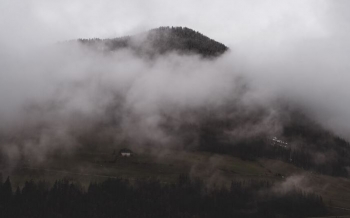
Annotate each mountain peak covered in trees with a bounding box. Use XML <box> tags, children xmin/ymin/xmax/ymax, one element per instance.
<box><xmin>77</xmin><ymin>26</ymin><xmax>229</xmax><ymax>57</ymax></box>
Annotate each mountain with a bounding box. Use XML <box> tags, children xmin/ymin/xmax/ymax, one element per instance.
<box><xmin>74</xmin><ymin>28</ymin><xmax>350</xmax><ymax>178</ymax></box>
<box><xmin>77</xmin><ymin>26</ymin><xmax>228</xmax><ymax>57</ymax></box>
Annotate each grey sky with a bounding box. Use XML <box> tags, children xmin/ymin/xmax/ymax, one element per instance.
<box><xmin>0</xmin><ymin>0</ymin><xmax>332</xmax><ymax>48</ymax></box>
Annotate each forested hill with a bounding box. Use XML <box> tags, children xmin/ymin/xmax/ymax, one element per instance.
<box><xmin>77</xmin><ymin>27</ymin><xmax>229</xmax><ymax>57</ymax></box>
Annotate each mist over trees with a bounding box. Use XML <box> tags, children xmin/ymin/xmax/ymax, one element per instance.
<box><xmin>2</xmin><ymin>0</ymin><xmax>350</xmax><ymax>217</ymax></box>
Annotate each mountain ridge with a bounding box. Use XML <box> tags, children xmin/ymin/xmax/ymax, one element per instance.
<box><xmin>77</xmin><ymin>26</ymin><xmax>229</xmax><ymax>57</ymax></box>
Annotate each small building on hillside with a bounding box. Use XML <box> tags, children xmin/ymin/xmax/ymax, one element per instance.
<box><xmin>119</xmin><ymin>148</ymin><xmax>133</xmax><ymax>157</ymax></box>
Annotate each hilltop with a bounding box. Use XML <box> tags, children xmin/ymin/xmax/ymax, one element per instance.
<box><xmin>77</xmin><ymin>26</ymin><xmax>228</xmax><ymax>57</ymax></box>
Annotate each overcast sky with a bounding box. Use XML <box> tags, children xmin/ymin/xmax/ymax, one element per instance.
<box><xmin>0</xmin><ymin>0</ymin><xmax>340</xmax><ymax>48</ymax></box>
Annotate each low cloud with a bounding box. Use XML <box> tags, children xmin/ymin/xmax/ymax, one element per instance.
<box><xmin>1</xmin><ymin>1</ymin><xmax>350</xmax><ymax>167</ymax></box>
<box><xmin>272</xmin><ymin>174</ymin><xmax>312</xmax><ymax>194</ymax></box>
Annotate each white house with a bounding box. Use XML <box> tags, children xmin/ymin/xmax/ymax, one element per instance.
<box><xmin>119</xmin><ymin>148</ymin><xmax>133</xmax><ymax>157</ymax></box>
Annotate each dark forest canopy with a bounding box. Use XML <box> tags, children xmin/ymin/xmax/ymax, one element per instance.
<box><xmin>76</xmin><ymin>26</ymin><xmax>229</xmax><ymax>58</ymax></box>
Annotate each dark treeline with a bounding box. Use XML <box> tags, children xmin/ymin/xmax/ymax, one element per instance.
<box><xmin>0</xmin><ymin>175</ymin><xmax>326</xmax><ymax>218</ymax></box>
<box><xmin>78</xmin><ymin>26</ymin><xmax>228</xmax><ymax>58</ymax></box>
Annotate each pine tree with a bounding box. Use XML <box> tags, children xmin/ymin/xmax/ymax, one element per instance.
<box><xmin>2</xmin><ymin>177</ymin><xmax>12</xmax><ymax>201</ymax></box>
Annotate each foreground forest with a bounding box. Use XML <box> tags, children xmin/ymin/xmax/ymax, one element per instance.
<box><xmin>0</xmin><ymin>175</ymin><xmax>326</xmax><ymax>218</ymax></box>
